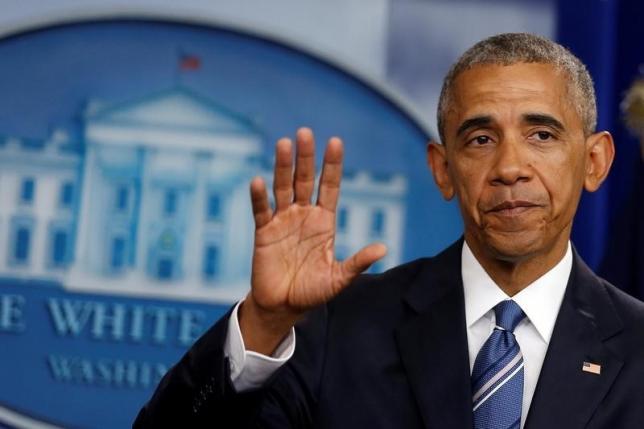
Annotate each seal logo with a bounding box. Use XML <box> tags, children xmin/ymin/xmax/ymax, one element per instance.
<box><xmin>0</xmin><ymin>20</ymin><xmax>460</xmax><ymax>427</ymax></box>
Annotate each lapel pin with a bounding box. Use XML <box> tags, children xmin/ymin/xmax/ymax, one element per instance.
<box><xmin>582</xmin><ymin>361</ymin><xmax>602</xmax><ymax>375</ymax></box>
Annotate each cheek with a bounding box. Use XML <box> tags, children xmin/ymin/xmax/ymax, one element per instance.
<box><xmin>537</xmin><ymin>152</ymin><xmax>585</xmax><ymax>215</ymax></box>
<box><xmin>451</xmin><ymin>161</ymin><xmax>487</xmax><ymax>222</ymax></box>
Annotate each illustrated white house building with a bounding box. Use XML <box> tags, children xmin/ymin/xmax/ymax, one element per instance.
<box><xmin>0</xmin><ymin>132</ymin><xmax>80</xmax><ymax>280</ymax></box>
<box><xmin>0</xmin><ymin>88</ymin><xmax>407</xmax><ymax>303</ymax></box>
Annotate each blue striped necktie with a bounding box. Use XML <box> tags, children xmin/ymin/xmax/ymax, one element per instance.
<box><xmin>472</xmin><ymin>300</ymin><xmax>526</xmax><ymax>429</ymax></box>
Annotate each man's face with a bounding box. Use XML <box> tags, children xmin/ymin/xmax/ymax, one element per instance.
<box><xmin>437</xmin><ymin>62</ymin><xmax>589</xmax><ymax>261</ymax></box>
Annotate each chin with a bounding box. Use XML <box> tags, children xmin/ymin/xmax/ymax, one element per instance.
<box><xmin>481</xmin><ymin>229</ymin><xmax>545</xmax><ymax>262</ymax></box>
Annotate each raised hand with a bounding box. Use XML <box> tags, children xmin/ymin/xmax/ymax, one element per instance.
<box><xmin>239</xmin><ymin>128</ymin><xmax>387</xmax><ymax>354</ymax></box>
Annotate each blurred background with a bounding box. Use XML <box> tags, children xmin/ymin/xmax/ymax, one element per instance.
<box><xmin>0</xmin><ymin>0</ymin><xmax>641</xmax><ymax>427</ymax></box>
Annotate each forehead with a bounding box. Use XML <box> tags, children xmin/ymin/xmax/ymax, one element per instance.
<box><xmin>445</xmin><ymin>62</ymin><xmax>582</xmax><ymax>133</ymax></box>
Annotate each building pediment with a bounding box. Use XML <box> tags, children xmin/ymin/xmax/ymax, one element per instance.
<box><xmin>86</xmin><ymin>87</ymin><xmax>256</xmax><ymax>134</ymax></box>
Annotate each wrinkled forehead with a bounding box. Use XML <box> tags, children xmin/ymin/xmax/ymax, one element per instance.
<box><xmin>445</xmin><ymin>63</ymin><xmax>582</xmax><ymax>132</ymax></box>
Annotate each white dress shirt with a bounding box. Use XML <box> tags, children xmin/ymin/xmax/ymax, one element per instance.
<box><xmin>224</xmin><ymin>240</ymin><xmax>572</xmax><ymax>428</ymax></box>
<box><xmin>224</xmin><ymin>301</ymin><xmax>296</xmax><ymax>391</ymax></box>
<box><xmin>462</xmin><ymin>241</ymin><xmax>572</xmax><ymax>428</ymax></box>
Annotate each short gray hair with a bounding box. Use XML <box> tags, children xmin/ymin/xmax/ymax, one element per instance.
<box><xmin>436</xmin><ymin>33</ymin><xmax>597</xmax><ymax>143</ymax></box>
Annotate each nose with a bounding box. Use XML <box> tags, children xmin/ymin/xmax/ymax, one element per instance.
<box><xmin>490</xmin><ymin>137</ymin><xmax>532</xmax><ymax>186</ymax></box>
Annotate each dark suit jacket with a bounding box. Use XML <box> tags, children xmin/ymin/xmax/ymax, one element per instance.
<box><xmin>134</xmin><ymin>239</ymin><xmax>644</xmax><ymax>428</ymax></box>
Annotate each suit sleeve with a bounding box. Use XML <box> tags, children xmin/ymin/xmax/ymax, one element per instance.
<box><xmin>133</xmin><ymin>305</ymin><xmax>328</xmax><ymax>428</ymax></box>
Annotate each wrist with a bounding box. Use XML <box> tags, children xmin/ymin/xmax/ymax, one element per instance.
<box><xmin>238</xmin><ymin>296</ymin><xmax>299</xmax><ymax>355</ymax></box>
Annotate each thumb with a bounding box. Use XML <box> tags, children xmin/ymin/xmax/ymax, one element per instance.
<box><xmin>339</xmin><ymin>242</ymin><xmax>387</xmax><ymax>283</ymax></box>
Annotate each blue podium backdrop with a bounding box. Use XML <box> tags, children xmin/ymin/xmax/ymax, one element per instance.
<box><xmin>0</xmin><ymin>20</ymin><xmax>461</xmax><ymax>427</ymax></box>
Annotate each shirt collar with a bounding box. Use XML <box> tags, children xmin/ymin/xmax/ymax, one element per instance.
<box><xmin>462</xmin><ymin>240</ymin><xmax>572</xmax><ymax>344</ymax></box>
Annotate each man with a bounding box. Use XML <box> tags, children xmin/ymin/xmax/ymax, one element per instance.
<box><xmin>134</xmin><ymin>33</ymin><xmax>644</xmax><ymax>428</ymax></box>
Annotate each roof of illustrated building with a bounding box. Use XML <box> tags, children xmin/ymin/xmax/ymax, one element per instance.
<box><xmin>0</xmin><ymin>129</ymin><xmax>82</xmax><ymax>162</ymax></box>
<box><xmin>85</xmin><ymin>86</ymin><xmax>261</xmax><ymax>136</ymax></box>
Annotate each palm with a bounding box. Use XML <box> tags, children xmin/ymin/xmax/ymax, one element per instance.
<box><xmin>249</xmin><ymin>129</ymin><xmax>386</xmax><ymax>314</ymax></box>
<box><xmin>253</xmin><ymin>204</ymin><xmax>340</xmax><ymax>310</ymax></box>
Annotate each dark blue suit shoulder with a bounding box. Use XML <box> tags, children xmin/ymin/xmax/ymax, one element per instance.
<box><xmin>330</xmin><ymin>257</ymin><xmax>434</xmax><ymax>309</ymax></box>
<box><xmin>601</xmin><ymin>279</ymin><xmax>644</xmax><ymax>326</ymax></box>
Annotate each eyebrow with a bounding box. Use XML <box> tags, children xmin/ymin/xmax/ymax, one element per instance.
<box><xmin>455</xmin><ymin>113</ymin><xmax>566</xmax><ymax>138</ymax></box>
<box><xmin>522</xmin><ymin>113</ymin><xmax>565</xmax><ymax>132</ymax></box>
<box><xmin>456</xmin><ymin>115</ymin><xmax>492</xmax><ymax>137</ymax></box>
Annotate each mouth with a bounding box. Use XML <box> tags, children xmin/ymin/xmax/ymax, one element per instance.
<box><xmin>486</xmin><ymin>200</ymin><xmax>541</xmax><ymax>216</ymax></box>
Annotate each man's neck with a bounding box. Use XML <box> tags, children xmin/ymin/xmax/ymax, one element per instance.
<box><xmin>464</xmin><ymin>236</ymin><xmax>570</xmax><ymax>296</ymax></box>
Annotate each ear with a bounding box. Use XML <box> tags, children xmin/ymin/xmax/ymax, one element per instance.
<box><xmin>427</xmin><ymin>141</ymin><xmax>455</xmax><ymax>200</ymax></box>
<box><xmin>583</xmin><ymin>131</ymin><xmax>615</xmax><ymax>192</ymax></box>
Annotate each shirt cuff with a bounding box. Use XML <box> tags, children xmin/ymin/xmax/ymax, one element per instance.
<box><xmin>224</xmin><ymin>300</ymin><xmax>296</xmax><ymax>392</ymax></box>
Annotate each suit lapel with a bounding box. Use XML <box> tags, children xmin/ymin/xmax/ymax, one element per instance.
<box><xmin>525</xmin><ymin>250</ymin><xmax>624</xmax><ymax>429</ymax></box>
<box><xmin>395</xmin><ymin>240</ymin><xmax>473</xmax><ymax>429</ymax></box>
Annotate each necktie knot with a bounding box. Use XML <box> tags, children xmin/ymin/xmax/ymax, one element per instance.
<box><xmin>494</xmin><ymin>300</ymin><xmax>525</xmax><ymax>332</ymax></box>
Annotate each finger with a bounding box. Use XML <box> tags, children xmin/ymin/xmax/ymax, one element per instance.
<box><xmin>317</xmin><ymin>137</ymin><xmax>343</xmax><ymax>211</ymax></box>
<box><xmin>273</xmin><ymin>137</ymin><xmax>294</xmax><ymax>211</ymax></box>
<box><xmin>339</xmin><ymin>243</ymin><xmax>387</xmax><ymax>283</ymax></box>
<box><xmin>294</xmin><ymin>127</ymin><xmax>316</xmax><ymax>205</ymax></box>
<box><xmin>250</xmin><ymin>176</ymin><xmax>273</xmax><ymax>228</ymax></box>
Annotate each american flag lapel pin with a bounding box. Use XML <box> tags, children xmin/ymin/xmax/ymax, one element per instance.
<box><xmin>582</xmin><ymin>361</ymin><xmax>602</xmax><ymax>375</ymax></box>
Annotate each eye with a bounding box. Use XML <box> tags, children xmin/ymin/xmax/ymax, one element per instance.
<box><xmin>470</xmin><ymin>135</ymin><xmax>491</xmax><ymax>145</ymax></box>
<box><xmin>532</xmin><ymin>131</ymin><xmax>554</xmax><ymax>141</ymax></box>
